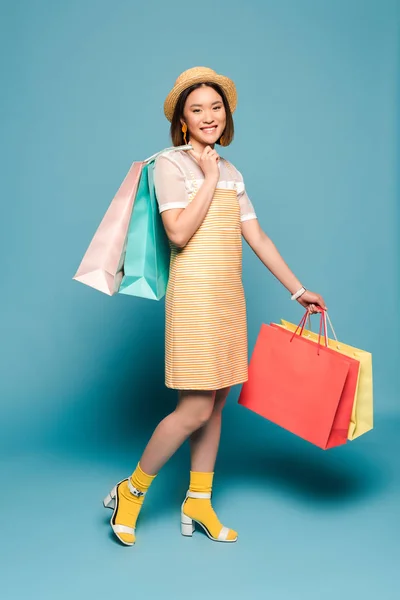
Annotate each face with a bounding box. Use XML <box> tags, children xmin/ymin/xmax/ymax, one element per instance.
<box><xmin>182</xmin><ymin>85</ymin><xmax>226</xmax><ymax>147</ymax></box>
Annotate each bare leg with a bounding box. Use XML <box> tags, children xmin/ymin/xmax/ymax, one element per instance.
<box><xmin>189</xmin><ymin>387</ymin><xmax>231</xmax><ymax>472</ymax></box>
<box><xmin>109</xmin><ymin>390</ymin><xmax>219</xmax><ymax>546</ymax></box>
<box><xmin>139</xmin><ymin>390</ymin><xmax>216</xmax><ymax>475</ymax></box>
<box><xmin>182</xmin><ymin>387</ymin><xmax>237</xmax><ymax>542</ymax></box>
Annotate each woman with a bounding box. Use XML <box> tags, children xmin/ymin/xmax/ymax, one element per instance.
<box><xmin>103</xmin><ymin>66</ymin><xmax>327</xmax><ymax>546</ymax></box>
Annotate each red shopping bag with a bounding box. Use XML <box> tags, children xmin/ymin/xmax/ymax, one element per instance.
<box><xmin>238</xmin><ymin>310</ymin><xmax>360</xmax><ymax>449</ymax></box>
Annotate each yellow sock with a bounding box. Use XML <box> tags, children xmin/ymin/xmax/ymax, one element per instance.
<box><xmin>114</xmin><ymin>462</ymin><xmax>156</xmax><ymax>545</ymax></box>
<box><xmin>183</xmin><ymin>471</ymin><xmax>237</xmax><ymax>541</ymax></box>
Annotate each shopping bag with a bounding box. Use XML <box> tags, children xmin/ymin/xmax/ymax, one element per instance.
<box><xmin>73</xmin><ymin>162</ymin><xmax>143</xmax><ymax>295</ymax></box>
<box><xmin>238</xmin><ymin>310</ymin><xmax>361</xmax><ymax>449</ymax></box>
<box><xmin>278</xmin><ymin>315</ymin><xmax>373</xmax><ymax>440</ymax></box>
<box><xmin>118</xmin><ymin>144</ymin><xmax>192</xmax><ymax>300</ymax></box>
<box><xmin>73</xmin><ymin>144</ymin><xmax>192</xmax><ymax>296</ymax></box>
<box><xmin>118</xmin><ymin>160</ymin><xmax>168</xmax><ymax>300</ymax></box>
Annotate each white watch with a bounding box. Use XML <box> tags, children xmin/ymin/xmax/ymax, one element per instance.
<box><xmin>291</xmin><ymin>286</ymin><xmax>306</xmax><ymax>301</ymax></box>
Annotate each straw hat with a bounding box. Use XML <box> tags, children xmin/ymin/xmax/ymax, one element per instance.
<box><xmin>163</xmin><ymin>66</ymin><xmax>237</xmax><ymax>122</ymax></box>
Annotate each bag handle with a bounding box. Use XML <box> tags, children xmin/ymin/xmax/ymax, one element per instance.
<box><xmin>144</xmin><ymin>144</ymin><xmax>193</xmax><ymax>164</ymax></box>
<box><xmin>300</xmin><ymin>310</ymin><xmax>340</xmax><ymax>349</ymax></box>
<box><xmin>290</xmin><ymin>308</ymin><xmax>329</xmax><ymax>355</ymax></box>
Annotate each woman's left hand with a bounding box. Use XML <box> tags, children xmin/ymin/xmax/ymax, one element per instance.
<box><xmin>296</xmin><ymin>290</ymin><xmax>327</xmax><ymax>314</ymax></box>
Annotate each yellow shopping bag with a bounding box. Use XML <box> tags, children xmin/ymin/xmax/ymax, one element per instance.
<box><xmin>277</xmin><ymin>315</ymin><xmax>373</xmax><ymax>440</ymax></box>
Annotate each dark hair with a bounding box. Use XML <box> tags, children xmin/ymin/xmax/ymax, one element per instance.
<box><xmin>170</xmin><ymin>82</ymin><xmax>234</xmax><ymax>147</ymax></box>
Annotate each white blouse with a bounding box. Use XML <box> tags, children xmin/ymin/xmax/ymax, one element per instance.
<box><xmin>153</xmin><ymin>149</ymin><xmax>257</xmax><ymax>222</ymax></box>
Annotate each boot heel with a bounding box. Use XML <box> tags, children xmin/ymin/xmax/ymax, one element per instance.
<box><xmin>103</xmin><ymin>487</ymin><xmax>116</xmax><ymax>509</ymax></box>
<box><xmin>181</xmin><ymin>512</ymin><xmax>195</xmax><ymax>537</ymax></box>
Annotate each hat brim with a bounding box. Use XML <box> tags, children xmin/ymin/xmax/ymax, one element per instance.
<box><xmin>164</xmin><ymin>73</ymin><xmax>237</xmax><ymax>122</ymax></box>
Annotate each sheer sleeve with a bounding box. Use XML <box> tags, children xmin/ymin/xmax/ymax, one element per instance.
<box><xmin>153</xmin><ymin>153</ymin><xmax>189</xmax><ymax>213</ymax></box>
<box><xmin>227</xmin><ymin>163</ymin><xmax>257</xmax><ymax>222</ymax></box>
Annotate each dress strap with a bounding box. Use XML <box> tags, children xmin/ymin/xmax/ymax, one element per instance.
<box><xmin>220</xmin><ymin>158</ymin><xmax>245</xmax><ymax>194</ymax></box>
<box><xmin>220</xmin><ymin>157</ymin><xmax>236</xmax><ymax>181</ymax></box>
<box><xmin>186</xmin><ymin>156</ymin><xmax>238</xmax><ymax>200</ymax></box>
<box><xmin>186</xmin><ymin>164</ymin><xmax>198</xmax><ymax>199</ymax></box>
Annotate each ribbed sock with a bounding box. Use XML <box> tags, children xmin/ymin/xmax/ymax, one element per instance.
<box><xmin>183</xmin><ymin>471</ymin><xmax>237</xmax><ymax>541</ymax></box>
<box><xmin>114</xmin><ymin>462</ymin><xmax>156</xmax><ymax>544</ymax></box>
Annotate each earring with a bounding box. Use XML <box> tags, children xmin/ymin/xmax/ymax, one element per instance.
<box><xmin>220</xmin><ymin>135</ymin><xmax>225</xmax><ymax>146</ymax></box>
<box><xmin>181</xmin><ymin>123</ymin><xmax>188</xmax><ymax>145</ymax></box>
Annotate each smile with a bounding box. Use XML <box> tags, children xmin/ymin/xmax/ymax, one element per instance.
<box><xmin>201</xmin><ymin>126</ymin><xmax>218</xmax><ymax>133</ymax></box>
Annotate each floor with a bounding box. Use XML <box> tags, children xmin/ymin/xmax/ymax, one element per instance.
<box><xmin>1</xmin><ymin>411</ymin><xmax>399</xmax><ymax>600</ymax></box>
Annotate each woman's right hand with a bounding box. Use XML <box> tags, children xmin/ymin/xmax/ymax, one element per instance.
<box><xmin>196</xmin><ymin>146</ymin><xmax>220</xmax><ymax>183</ymax></box>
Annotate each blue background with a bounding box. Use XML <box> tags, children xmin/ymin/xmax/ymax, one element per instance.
<box><xmin>1</xmin><ymin>0</ymin><xmax>399</xmax><ymax>598</ymax></box>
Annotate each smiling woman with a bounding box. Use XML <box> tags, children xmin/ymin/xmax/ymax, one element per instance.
<box><xmin>169</xmin><ymin>81</ymin><xmax>234</xmax><ymax>147</ymax></box>
<box><xmin>103</xmin><ymin>66</ymin><xmax>327</xmax><ymax>550</ymax></box>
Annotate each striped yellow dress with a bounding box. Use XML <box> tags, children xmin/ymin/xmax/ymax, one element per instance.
<box><xmin>154</xmin><ymin>150</ymin><xmax>257</xmax><ymax>391</ymax></box>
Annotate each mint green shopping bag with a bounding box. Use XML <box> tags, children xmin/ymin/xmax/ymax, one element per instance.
<box><xmin>118</xmin><ymin>145</ymin><xmax>190</xmax><ymax>300</ymax></box>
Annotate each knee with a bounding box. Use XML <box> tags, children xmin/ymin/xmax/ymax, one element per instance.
<box><xmin>177</xmin><ymin>403</ymin><xmax>214</xmax><ymax>433</ymax></box>
<box><xmin>189</xmin><ymin>405</ymin><xmax>215</xmax><ymax>430</ymax></box>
